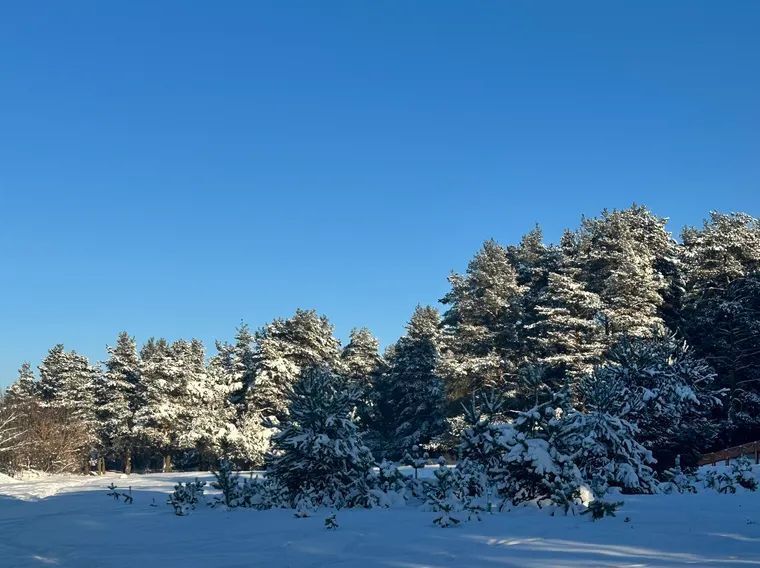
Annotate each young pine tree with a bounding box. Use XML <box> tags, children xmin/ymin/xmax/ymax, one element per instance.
<box><xmin>96</xmin><ymin>332</ymin><xmax>140</xmax><ymax>473</ymax></box>
<box><xmin>382</xmin><ymin>306</ymin><xmax>446</xmax><ymax>456</ymax></box>
<box><xmin>266</xmin><ymin>366</ymin><xmax>374</xmax><ymax>509</ymax></box>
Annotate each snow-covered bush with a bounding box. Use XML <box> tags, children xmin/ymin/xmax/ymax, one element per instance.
<box><xmin>661</xmin><ymin>455</ymin><xmax>698</xmax><ymax>494</ymax></box>
<box><xmin>704</xmin><ymin>457</ymin><xmax>758</xmax><ymax>494</ymax></box>
<box><xmin>367</xmin><ymin>459</ymin><xmax>408</xmax><ymax>508</ymax></box>
<box><xmin>568</xmin><ymin>372</ymin><xmax>658</xmax><ymax>495</ymax></box>
<box><xmin>599</xmin><ymin>334</ymin><xmax>722</xmax><ymax>471</ymax></box>
<box><xmin>582</xmin><ymin>499</ymin><xmax>623</xmax><ymax>520</ymax></box>
<box><xmin>501</xmin><ymin>392</ymin><xmax>583</xmax><ymax>512</ymax></box>
<box><xmin>426</xmin><ymin>458</ymin><xmax>482</xmax><ymax>527</ymax></box>
<box><xmin>457</xmin><ymin>391</ymin><xmax>511</xmax><ymax>510</ymax></box>
<box><xmin>168</xmin><ymin>479</ymin><xmax>206</xmax><ymax>516</ymax></box>
<box><xmin>324</xmin><ymin>513</ymin><xmax>339</xmax><ymax>530</ymax></box>
<box><xmin>266</xmin><ymin>366</ymin><xmax>375</xmax><ymax>509</ymax></box>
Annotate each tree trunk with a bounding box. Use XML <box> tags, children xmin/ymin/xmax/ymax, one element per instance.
<box><xmin>163</xmin><ymin>454</ymin><xmax>172</xmax><ymax>472</ymax></box>
<box><xmin>124</xmin><ymin>451</ymin><xmax>132</xmax><ymax>475</ymax></box>
<box><xmin>98</xmin><ymin>456</ymin><xmax>106</xmax><ymax>475</ymax></box>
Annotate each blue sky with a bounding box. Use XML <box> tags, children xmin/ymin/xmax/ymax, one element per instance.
<box><xmin>1</xmin><ymin>1</ymin><xmax>759</xmax><ymax>385</ymax></box>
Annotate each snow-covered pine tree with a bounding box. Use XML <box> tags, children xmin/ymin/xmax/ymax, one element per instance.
<box><xmin>439</xmin><ymin>240</ymin><xmax>527</xmax><ymax>406</ymax></box>
<box><xmin>247</xmin><ymin>309</ymin><xmax>342</xmax><ymax>421</ymax></box>
<box><xmin>96</xmin><ymin>332</ymin><xmax>140</xmax><ymax>473</ymax></box>
<box><xmin>133</xmin><ymin>338</ymin><xmax>190</xmax><ymax>471</ymax></box>
<box><xmin>507</xmin><ymin>226</ymin><xmax>564</xmax><ymax>363</ymax></box>
<box><xmin>341</xmin><ymin>327</ymin><xmax>384</xmax><ymax>392</ymax></box>
<box><xmin>341</xmin><ymin>327</ymin><xmax>385</xmax><ymax>432</ymax></box>
<box><xmin>213</xmin><ymin>323</ymin><xmax>256</xmax><ymax>413</ymax></box>
<box><xmin>266</xmin><ymin>365</ymin><xmax>374</xmax><ymax>509</ymax></box>
<box><xmin>598</xmin><ymin>334</ymin><xmax>722</xmax><ymax>470</ymax></box>
<box><xmin>38</xmin><ymin>345</ymin><xmax>99</xmax><ymax>453</ymax></box>
<box><xmin>573</xmin><ymin>205</ymin><xmax>675</xmax><ymax>340</ymax></box>
<box><xmin>681</xmin><ymin>212</ymin><xmax>760</xmax><ymax>444</ymax></box>
<box><xmin>502</xmin><ymin>390</ymin><xmax>583</xmax><ymax>510</ymax></box>
<box><xmin>180</xmin><ymin>339</ymin><xmax>239</xmax><ymax>469</ymax></box>
<box><xmin>526</xmin><ymin>266</ymin><xmax>605</xmax><ymax>383</ymax></box>
<box><xmin>381</xmin><ymin>306</ymin><xmax>446</xmax><ymax>456</ymax></box>
<box><xmin>5</xmin><ymin>362</ymin><xmax>39</xmax><ymax>408</ymax></box>
<box><xmin>457</xmin><ymin>391</ymin><xmax>510</xmax><ymax>508</ymax></box>
<box><xmin>566</xmin><ymin>371</ymin><xmax>658</xmax><ymax>495</ymax></box>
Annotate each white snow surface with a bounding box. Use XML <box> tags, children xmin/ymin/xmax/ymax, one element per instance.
<box><xmin>1</xmin><ymin>467</ymin><xmax>760</xmax><ymax>567</ymax></box>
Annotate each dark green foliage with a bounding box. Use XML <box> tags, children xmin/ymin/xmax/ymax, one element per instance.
<box><xmin>266</xmin><ymin>366</ymin><xmax>375</xmax><ymax>508</ymax></box>
<box><xmin>168</xmin><ymin>479</ymin><xmax>206</xmax><ymax>516</ymax></box>
<box><xmin>582</xmin><ymin>499</ymin><xmax>623</xmax><ymax>520</ymax></box>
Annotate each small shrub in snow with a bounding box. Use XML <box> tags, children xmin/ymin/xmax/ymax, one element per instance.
<box><xmin>426</xmin><ymin>458</ymin><xmax>483</xmax><ymax>527</ymax></box>
<box><xmin>661</xmin><ymin>456</ymin><xmax>698</xmax><ymax>494</ymax></box>
<box><xmin>582</xmin><ymin>499</ymin><xmax>623</xmax><ymax>520</ymax></box>
<box><xmin>293</xmin><ymin>491</ymin><xmax>316</xmax><ymax>518</ymax></box>
<box><xmin>705</xmin><ymin>457</ymin><xmax>758</xmax><ymax>494</ymax></box>
<box><xmin>106</xmin><ymin>483</ymin><xmax>133</xmax><ymax>504</ymax></box>
<box><xmin>367</xmin><ymin>459</ymin><xmax>408</xmax><ymax>508</ymax></box>
<box><xmin>211</xmin><ymin>459</ymin><xmax>243</xmax><ymax>508</ymax></box>
<box><xmin>324</xmin><ymin>513</ymin><xmax>338</xmax><ymax>530</ymax></box>
<box><xmin>403</xmin><ymin>445</ymin><xmax>429</xmax><ymax>479</ymax></box>
<box><xmin>168</xmin><ymin>479</ymin><xmax>206</xmax><ymax>516</ymax></box>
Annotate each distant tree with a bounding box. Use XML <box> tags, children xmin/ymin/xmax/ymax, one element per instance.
<box><xmin>5</xmin><ymin>362</ymin><xmax>38</xmax><ymax>407</ymax></box>
<box><xmin>247</xmin><ymin>309</ymin><xmax>342</xmax><ymax>420</ymax></box>
<box><xmin>572</xmin><ymin>205</ymin><xmax>676</xmax><ymax>339</ymax></box>
<box><xmin>134</xmin><ymin>338</ymin><xmax>189</xmax><ymax>471</ymax></box>
<box><xmin>681</xmin><ymin>212</ymin><xmax>760</xmax><ymax>443</ymax></box>
<box><xmin>526</xmin><ymin>266</ymin><xmax>605</xmax><ymax>383</ymax></box>
<box><xmin>96</xmin><ymin>332</ymin><xmax>140</xmax><ymax>473</ymax></box>
<box><xmin>381</xmin><ymin>306</ymin><xmax>446</xmax><ymax>455</ymax></box>
<box><xmin>440</xmin><ymin>240</ymin><xmax>526</xmax><ymax>405</ymax></box>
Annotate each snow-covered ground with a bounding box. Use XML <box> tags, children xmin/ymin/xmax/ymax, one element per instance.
<box><xmin>1</xmin><ymin>468</ymin><xmax>759</xmax><ymax>568</ymax></box>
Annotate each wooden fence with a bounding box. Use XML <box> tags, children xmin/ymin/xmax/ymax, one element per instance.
<box><xmin>698</xmin><ymin>440</ymin><xmax>760</xmax><ymax>466</ymax></box>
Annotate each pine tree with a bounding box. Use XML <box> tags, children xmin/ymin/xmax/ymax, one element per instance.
<box><xmin>341</xmin><ymin>327</ymin><xmax>385</xmax><ymax>429</ymax></box>
<box><xmin>682</xmin><ymin>212</ymin><xmax>760</xmax><ymax>443</ymax></box>
<box><xmin>5</xmin><ymin>362</ymin><xmax>39</xmax><ymax>407</ymax></box>
<box><xmin>133</xmin><ymin>338</ymin><xmax>190</xmax><ymax>471</ymax></box>
<box><xmin>597</xmin><ymin>334</ymin><xmax>721</xmax><ymax>470</ymax></box>
<box><xmin>213</xmin><ymin>323</ymin><xmax>256</xmax><ymax>412</ymax></box>
<box><xmin>566</xmin><ymin>371</ymin><xmax>658</xmax><ymax>494</ymax></box>
<box><xmin>527</xmin><ymin>267</ymin><xmax>604</xmax><ymax>381</ymax></box>
<box><xmin>266</xmin><ymin>366</ymin><xmax>374</xmax><ymax>508</ymax></box>
<box><xmin>181</xmin><ymin>339</ymin><xmax>239</xmax><ymax>468</ymax></box>
<box><xmin>248</xmin><ymin>309</ymin><xmax>342</xmax><ymax>420</ymax></box>
<box><xmin>381</xmin><ymin>306</ymin><xmax>446</xmax><ymax>455</ymax></box>
<box><xmin>573</xmin><ymin>205</ymin><xmax>675</xmax><ymax>339</ymax></box>
<box><xmin>341</xmin><ymin>327</ymin><xmax>384</xmax><ymax>394</ymax></box>
<box><xmin>440</xmin><ymin>240</ymin><xmax>526</xmax><ymax>404</ymax></box>
<box><xmin>97</xmin><ymin>332</ymin><xmax>140</xmax><ymax>473</ymax></box>
<box><xmin>38</xmin><ymin>345</ymin><xmax>99</xmax><ymax>433</ymax></box>
<box><xmin>502</xmin><ymin>390</ymin><xmax>582</xmax><ymax>510</ymax></box>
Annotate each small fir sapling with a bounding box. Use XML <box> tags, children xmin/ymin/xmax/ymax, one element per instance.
<box><xmin>582</xmin><ymin>499</ymin><xmax>624</xmax><ymax>520</ymax></box>
<box><xmin>661</xmin><ymin>455</ymin><xmax>698</xmax><ymax>494</ymax></box>
<box><xmin>324</xmin><ymin>513</ymin><xmax>339</xmax><ymax>530</ymax></box>
<box><xmin>106</xmin><ymin>483</ymin><xmax>133</xmax><ymax>504</ymax></box>
<box><xmin>211</xmin><ymin>459</ymin><xmax>243</xmax><ymax>508</ymax></box>
<box><xmin>706</xmin><ymin>457</ymin><xmax>759</xmax><ymax>493</ymax></box>
<box><xmin>168</xmin><ymin>479</ymin><xmax>206</xmax><ymax>516</ymax></box>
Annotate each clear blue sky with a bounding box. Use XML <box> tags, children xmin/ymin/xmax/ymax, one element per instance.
<box><xmin>1</xmin><ymin>1</ymin><xmax>759</xmax><ymax>385</ymax></box>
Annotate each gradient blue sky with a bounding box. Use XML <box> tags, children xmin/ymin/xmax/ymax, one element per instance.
<box><xmin>1</xmin><ymin>1</ymin><xmax>759</xmax><ymax>385</ymax></box>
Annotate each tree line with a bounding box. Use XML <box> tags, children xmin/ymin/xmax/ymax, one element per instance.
<box><xmin>1</xmin><ymin>205</ymin><xmax>758</xmax><ymax>476</ymax></box>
